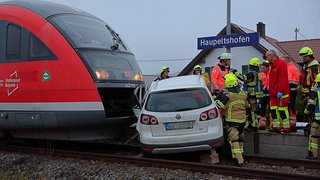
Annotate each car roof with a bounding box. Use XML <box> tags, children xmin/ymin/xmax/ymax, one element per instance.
<box><xmin>149</xmin><ymin>75</ymin><xmax>207</xmax><ymax>92</ymax></box>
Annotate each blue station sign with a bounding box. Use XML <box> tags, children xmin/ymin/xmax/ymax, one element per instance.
<box><xmin>197</xmin><ymin>32</ymin><xmax>259</xmax><ymax>50</ymax></box>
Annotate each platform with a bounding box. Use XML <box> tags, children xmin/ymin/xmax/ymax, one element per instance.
<box><xmin>244</xmin><ymin>130</ymin><xmax>319</xmax><ymax>159</ymax></box>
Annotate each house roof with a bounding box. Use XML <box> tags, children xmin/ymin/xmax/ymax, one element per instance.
<box><xmin>178</xmin><ymin>22</ymin><xmax>320</xmax><ymax>75</ymax></box>
<box><xmin>276</xmin><ymin>39</ymin><xmax>320</xmax><ymax>63</ymax></box>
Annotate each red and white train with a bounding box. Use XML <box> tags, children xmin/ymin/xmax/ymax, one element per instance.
<box><xmin>0</xmin><ymin>0</ymin><xmax>144</xmax><ymax>140</ymax></box>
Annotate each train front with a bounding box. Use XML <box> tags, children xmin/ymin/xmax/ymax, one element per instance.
<box><xmin>49</xmin><ymin>14</ymin><xmax>145</xmax><ymax>136</ymax></box>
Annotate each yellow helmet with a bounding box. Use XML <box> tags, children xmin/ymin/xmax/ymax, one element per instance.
<box><xmin>248</xmin><ymin>57</ymin><xmax>261</xmax><ymax>67</ymax></box>
<box><xmin>224</xmin><ymin>73</ymin><xmax>238</xmax><ymax>88</ymax></box>
<box><xmin>160</xmin><ymin>66</ymin><xmax>169</xmax><ymax>74</ymax></box>
<box><xmin>299</xmin><ymin>47</ymin><xmax>313</xmax><ymax>56</ymax></box>
<box><xmin>315</xmin><ymin>74</ymin><xmax>320</xmax><ymax>83</ymax></box>
<box><xmin>193</xmin><ymin>65</ymin><xmax>202</xmax><ymax>70</ymax></box>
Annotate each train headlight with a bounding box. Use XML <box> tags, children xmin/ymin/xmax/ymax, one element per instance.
<box><xmin>95</xmin><ymin>69</ymin><xmax>109</xmax><ymax>80</ymax></box>
<box><xmin>134</xmin><ymin>72</ymin><xmax>143</xmax><ymax>81</ymax></box>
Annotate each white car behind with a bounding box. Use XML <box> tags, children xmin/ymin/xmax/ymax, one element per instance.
<box><xmin>136</xmin><ymin>75</ymin><xmax>224</xmax><ymax>154</ymax></box>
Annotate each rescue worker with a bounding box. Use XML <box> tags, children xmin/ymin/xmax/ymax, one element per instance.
<box><xmin>303</xmin><ymin>73</ymin><xmax>320</xmax><ymax>160</ymax></box>
<box><xmin>259</xmin><ymin>61</ymin><xmax>270</xmax><ymax>130</ymax></box>
<box><xmin>265</xmin><ymin>50</ymin><xmax>290</xmax><ymax>133</ymax></box>
<box><xmin>297</xmin><ymin>47</ymin><xmax>320</xmax><ymax>123</ymax></box>
<box><xmin>231</xmin><ymin>57</ymin><xmax>264</xmax><ymax>132</ymax></box>
<box><xmin>282</xmin><ymin>55</ymin><xmax>301</xmax><ymax>132</ymax></box>
<box><xmin>154</xmin><ymin>66</ymin><xmax>170</xmax><ymax>81</ymax></box>
<box><xmin>193</xmin><ymin>65</ymin><xmax>210</xmax><ymax>88</ymax></box>
<box><xmin>211</xmin><ymin>53</ymin><xmax>232</xmax><ymax>94</ymax></box>
<box><xmin>214</xmin><ymin>73</ymin><xmax>249</xmax><ymax>166</ymax></box>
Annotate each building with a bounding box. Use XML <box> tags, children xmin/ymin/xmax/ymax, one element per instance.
<box><xmin>179</xmin><ymin>22</ymin><xmax>320</xmax><ymax>76</ymax></box>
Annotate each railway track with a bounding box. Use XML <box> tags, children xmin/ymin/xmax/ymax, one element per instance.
<box><xmin>0</xmin><ymin>143</ymin><xmax>319</xmax><ymax>179</ymax></box>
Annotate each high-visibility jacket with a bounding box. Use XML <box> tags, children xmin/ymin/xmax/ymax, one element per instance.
<box><xmin>223</xmin><ymin>90</ymin><xmax>249</xmax><ymax>123</ymax></box>
<box><xmin>304</xmin><ymin>87</ymin><xmax>320</xmax><ymax>121</ymax></box>
<box><xmin>201</xmin><ymin>73</ymin><xmax>211</xmax><ymax>88</ymax></box>
<box><xmin>300</xmin><ymin>59</ymin><xmax>320</xmax><ymax>95</ymax></box>
<box><xmin>287</xmin><ymin>62</ymin><xmax>300</xmax><ymax>90</ymax></box>
<box><xmin>260</xmin><ymin>71</ymin><xmax>269</xmax><ymax>89</ymax></box>
<box><xmin>269</xmin><ymin>56</ymin><xmax>290</xmax><ymax>97</ymax></box>
<box><xmin>240</xmin><ymin>71</ymin><xmax>264</xmax><ymax>99</ymax></box>
<box><xmin>211</xmin><ymin>62</ymin><xmax>229</xmax><ymax>91</ymax></box>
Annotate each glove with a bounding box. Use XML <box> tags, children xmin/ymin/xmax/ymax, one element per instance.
<box><xmin>304</xmin><ymin>123</ymin><xmax>311</xmax><ymax>137</ymax></box>
<box><xmin>277</xmin><ymin>92</ymin><xmax>283</xmax><ymax>99</ymax></box>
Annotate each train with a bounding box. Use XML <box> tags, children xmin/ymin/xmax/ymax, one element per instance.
<box><xmin>0</xmin><ymin>0</ymin><xmax>145</xmax><ymax>141</ymax></box>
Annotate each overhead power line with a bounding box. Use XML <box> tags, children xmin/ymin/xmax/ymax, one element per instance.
<box><xmin>137</xmin><ymin>58</ymin><xmax>193</xmax><ymax>62</ymax></box>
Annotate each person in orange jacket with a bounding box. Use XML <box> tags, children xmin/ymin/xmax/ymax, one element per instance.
<box><xmin>211</xmin><ymin>53</ymin><xmax>232</xmax><ymax>94</ymax></box>
<box><xmin>282</xmin><ymin>55</ymin><xmax>301</xmax><ymax>132</ymax></box>
<box><xmin>259</xmin><ymin>61</ymin><xmax>270</xmax><ymax>130</ymax></box>
<box><xmin>266</xmin><ymin>50</ymin><xmax>290</xmax><ymax>134</ymax></box>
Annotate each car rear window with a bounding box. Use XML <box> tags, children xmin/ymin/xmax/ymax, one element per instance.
<box><xmin>145</xmin><ymin>88</ymin><xmax>212</xmax><ymax>112</ymax></box>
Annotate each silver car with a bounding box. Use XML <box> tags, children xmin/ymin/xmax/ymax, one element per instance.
<box><xmin>136</xmin><ymin>75</ymin><xmax>224</xmax><ymax>154</ymax></box>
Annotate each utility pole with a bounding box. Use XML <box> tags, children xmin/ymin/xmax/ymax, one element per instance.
<box><xmin>294</xmin><ymin>28</ymin><xmax>299</xmax><ymax>40</ymax></box>
<box><xmin>226</xmin><ymin>0</ymin><xmax>231</xmax><ymax>53</ymax></box>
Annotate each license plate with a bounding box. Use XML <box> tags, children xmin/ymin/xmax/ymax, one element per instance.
<box><xmin>165</xmin><ymin>122</ymin><xmax>193</xmax><ymax>130</ymax></box>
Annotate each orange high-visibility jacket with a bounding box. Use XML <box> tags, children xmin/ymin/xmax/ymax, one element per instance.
<box><xmin>287</xmin><ymin>62</ymin><xmax>300</xmax><ymax>85</ymax></box>
<box><xmin>260</xmin><ymin>70</ymin><xmax>270</xmax><ymax>89</ymax></box>
<box><xmin>211</xmin><ymin>62</ymin><xmax>229</xmax><ymax>91</ymax></box>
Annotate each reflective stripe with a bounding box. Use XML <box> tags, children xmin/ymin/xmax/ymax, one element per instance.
<box><xmin>290</xmin><ymin>88</ymin><xmax>298</xmax><ymax>91</ymax></box>
<box><xmin>259</xmin><ymin>116</ymin><xmax>267</xmax><ymax>126</ymax></box>
<box><xmin>233</xmin><ymin>148</ymin><xmax>243</xmax><ymax>154</ymax></box>
<box><xmin>310</xmin><ymin>142</ymin><xmax>318</xmax><ymax>149</ymax></box>
<box><xmin>281</xmin><ymin>94</ymin><xmax>289</xmax><ymax>99</ymax></box>
<box><xmin>289</xmin><ymin>80</ymin><xmax>299</xmax><ymax>85</ymax></box>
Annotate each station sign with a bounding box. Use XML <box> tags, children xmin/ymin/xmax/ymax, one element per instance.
<box><xmin>197</xmin><ymin>32</ymin><xmax>259</xmax><ymax>50</ymax></box>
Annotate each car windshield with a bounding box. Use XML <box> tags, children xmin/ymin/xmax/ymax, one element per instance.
<box><xmin>49</xmin><ymin>14</ymin><xmax>129</xmax><ymax>52</ymax></box>
<box><xmin>145</xmin><ymin>88</ymin><xmax>212</xmax><ymax>112</ymax></box>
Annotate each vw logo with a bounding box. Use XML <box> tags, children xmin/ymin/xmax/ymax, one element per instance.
<box><xmin>175</xmin><ymin>114</ymin><xmax>181</xmax><ymax>119</ymax></box>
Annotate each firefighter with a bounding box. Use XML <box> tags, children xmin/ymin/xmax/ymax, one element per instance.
<box><xmin>231</xmin><ymin>57</ymin><xmax>264</xmax><ymax>132</ymax></box>
<box><xmin>266</xmin><ymin>50</ymin><xmax>290</xmax><ymax>133</ymax></box>
<box><xmin>214</xmin><ymin>73</ymin><xmax>249</xmax><ymax>166</ymax></box>
<box><xmin>282</xmin><ymin>55</ymin><xmax>301</xmax><ymax>132</ymax></box>
<box><xmin>259</xmin><ymin>61</ymin><xmax>270</xmax><ymax>130</ymax></box>
<box><xmin>154</xmin><ymin>66</ymin><xmax>170</xmax><ymax>81</ymax></box>
<box><xmin>211</xmin><ymin>53</ymin><xmax>232</xmax><ymax>94</ymax></box>
<box><xmin>303</xmin><ymin>73</ymin><xmax>320</xmax><ymax>160</ymax></box>
<box><xmin>297</xmin><ymin>47</ymin><xmax>320</xmax><ymax>123</ymax></box>
<box><xmin>193</xmin><ymin>65</ymin><xmax>210</xmax><ymax>88</ymax></box>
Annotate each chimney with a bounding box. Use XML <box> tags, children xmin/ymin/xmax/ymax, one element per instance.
<box><xmin>257</xmin><ymin>22</ymin><xmax>265</xmax><ymax>38</ymax></box>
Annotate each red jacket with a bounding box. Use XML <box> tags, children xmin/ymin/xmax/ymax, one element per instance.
<box><xmin>211</xmin><ymin>62</ymin><xmax>229</xmax><ymax>91</ymax></box>
<box><xmin>269</xmin><ymin>56</ymin><xmax>290</xmax><ymax>97</ymax></box>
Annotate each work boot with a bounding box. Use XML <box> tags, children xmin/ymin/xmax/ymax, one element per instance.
<box><xmin>306</xmin><ymin>151</ymin><xmax>318</xmax><ymax>160</ymax></box>
<box><xmin>234</xmin><ymin>158</ymin><xmax>244</xmax><ymax>167</ymax></box>
<box><xmin>290</xmin><ymin>126</ymin><xmax>297</xmax><ymax>132</ymax></box>
<box><xmin>268</xmin><ymin>128</ymin><xmax>279</xmax><ymax>133</ymax></box>
<box><xmin>280</xmin><ymin>128</ymin><xmax>290</xmax><ymax>134</ymax></box>
<box><xmin>258</xmin><ymin>126</ymin><xmax>266</xmax><ymax>130</ymax></box>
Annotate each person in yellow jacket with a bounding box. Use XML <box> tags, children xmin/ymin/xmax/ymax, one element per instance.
<box><xmin>303</xmin><ymin>74</ymin><xmax>320</xmax><ymax>160</ymax></box>
<box><xmin>193</xmin><ymin>65</ymin><xmax>210</xmax><ymax>88</ymax></box>
<box><xmin>231</xmin><ymin>57</ymin><xmax>264</xmax><ymax>132</ymax></box>
<box><xmin>214</xmin><ymin>73</ymin><xmax>249</xmax><ymax>166</ymax></box>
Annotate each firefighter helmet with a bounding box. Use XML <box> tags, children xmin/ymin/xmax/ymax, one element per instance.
<box><xmin>248</xmin><ymin>57</ymin><xmax>261</xmax><ymax>67</ymax></box>
<box><xmin>299</xmin><ymin>47</ymin><xmax>313</xmax><ymax>56</ymax></box>
<box><xmin>193</xmin><ymin>65</ymin><xmax>202</xmax><ymax>70</ymax></box>
<box><xmin>224</xmin><ymin>73</ymin><xmax>238</xmax><ymax>88</ymax></box>
<box><xmin>315</xmin><ymin>74</ymin><xmax>320</xmax><ymax>83</ymax></box>
<box><xmin>160</xmin><ymin>66</ymin><xmax>169</xmax><ymax>74</ymax></box>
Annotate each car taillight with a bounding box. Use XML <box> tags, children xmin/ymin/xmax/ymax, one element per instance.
<box><xmin>199</xmin><ymin>107</ymin><xmax>219</xmax><ymax>121</ymax></box>
<box><xmin>140</xmin><ymin>114</ymin><xmax>158</xmax><ymax>125</ymax></box>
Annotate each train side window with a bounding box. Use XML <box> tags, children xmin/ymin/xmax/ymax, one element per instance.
<box><xmin>29</xmin><ymin>34</ymin><xmax>56</xmax><ymax>60</ymax></box>
<box><xmin>6</xmin><ymin>24</ymin><xmax>21</xmax><ymax>60</ymax></box>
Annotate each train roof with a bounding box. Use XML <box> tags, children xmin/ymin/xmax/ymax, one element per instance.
<box><xmin>0</xmin><ymin>0</ymin><xmax>97</xmax><ymax>19</ymax></box>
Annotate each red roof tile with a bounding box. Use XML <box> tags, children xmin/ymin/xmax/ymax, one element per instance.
<box><xmin>276</xmin><ymin>39</ymin><xmax>320</xmax><ymax>63</ymax></box>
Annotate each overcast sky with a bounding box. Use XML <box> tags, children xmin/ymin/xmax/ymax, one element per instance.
<box><xmin>16</xmin><ymin>0</ymin><xmax>320</xmax><ymax>74</ymax></box>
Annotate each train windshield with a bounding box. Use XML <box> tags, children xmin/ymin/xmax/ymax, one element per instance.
<box><xmin>81</xmin><ymin>51</ymin><xmax>143</xmax><ymax>81</ymax></box>
<box><xmin>49</xmin><ymin>14</ymin><xmax>129</xmax><ymax>52</ymax></box>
